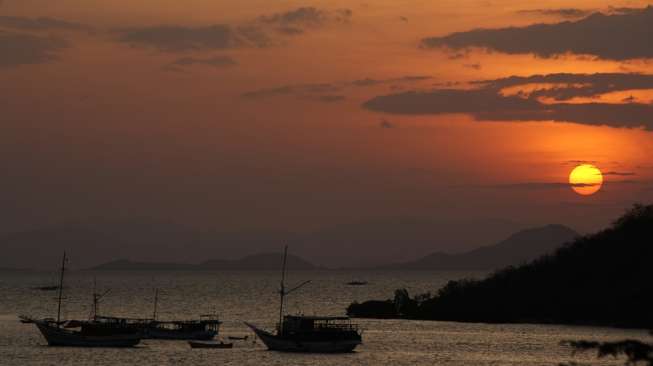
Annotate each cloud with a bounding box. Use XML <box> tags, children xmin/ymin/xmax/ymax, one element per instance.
<box><xmin>421</xmin><ymin>6</ymin><xmax>653</xmax><ymax>60</ymax></box>
<box><xmin>115</xmin><ymin>7</ymin><xmax>351</xmax><ymax>53</ymax></box>
<box><xmin>0</xmin><ymin>16</ymin><xmax>89</xmax><ymax>31</ymax></box>
<box><xmin>516</xmin><ymin>8</ymin><xmax>592</xmax><ymax>19</ymax></box>
<box><xmin>475</xmin><ymin>73</ymin><xmax>653</xmax><ymax>101</ymax></box>
<box><xmin>258</xmin><ymin>7</ymin><xmax>352</xmax><ymax>34</ymax></box>
<box><xmin>363</xmin><ymin>73</ymin><xmax>653</xmax><ymax>130</ymax></box>
<box><xmin>243</xmin><ymin>75</ymin><xmax>432</xmax><ymax>101</ymax></box>
<box><xmin>171</xmin><ymin>55</ymin><xmax>236</xmax><ymax>68</ymax></box>
<box><xmin>0</xmin><ymin>30</ymin><xmax>68</xmax><ymax>68</ymax></box>
<box><xmin>602</xmin><ymin>171</ymin><xmax>636</xmax><ymax>176</ymax></box>
<box><xmin>117</xmin><ymin>24</ymin><xmax>269</xmax><ymax>52</ymax></box>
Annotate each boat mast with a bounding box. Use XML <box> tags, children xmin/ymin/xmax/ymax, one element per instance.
<box><xmin>152</xmin><ymin>288</ymin><xmax>159</xmax><ymax>321</ymax></box>
<box><xmin>278</xmin><ymin>245</ymin><xmax>288</xmax><ymax>335</ymax></box>
<box><xmin>56</xmin><ymin>251</ymin><xmax>67</xmax><ymax>327</ymax></box>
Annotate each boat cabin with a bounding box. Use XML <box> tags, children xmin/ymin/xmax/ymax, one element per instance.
<box><xmin>279</xmin><ymin>315</ymin><xmax>359</xmax><ymax>336</ymax></box>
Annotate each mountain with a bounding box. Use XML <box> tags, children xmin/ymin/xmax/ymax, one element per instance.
<box><xmin>380</xmin><ymin>224</ymin><xmax>578</xmax><ymax>270</ymax></box>
<box><xmin>0</xmin><ymin>217</ymin><xmax>523</xmax><ymax>269</ymax></box>
<box><xmin>348</xmin><ymin>204</ymin><xmax>653</xmax><ymax>328</ymax></box>
<box><xmin>198</xmin><ymin>252</ymin><xmax>316</xmax><ymax>270</ymax></box>
<box><xmin>90</xmin><ymin>252</ymin><xmax>316</xmax><ymax>271</ymax></box>
<box><xmin>294</xmin><ymin>218</ymin><xmax>523</xmax><ymax>268</ymax></box>
<box><xmin>0</xmin><ymin>220</ymin><xmax>290</xmax><ymax>269</ymax></box>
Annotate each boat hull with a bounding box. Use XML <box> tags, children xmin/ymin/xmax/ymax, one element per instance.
<box><xmin>246</xmin><ymin>323</ymin><xmax>361</xmax><ymax>353</ymax></box>
<box><xmin>188</xmin><ymin>341</ymin><xmax>233</xmax><ymax>349</ymax></box>
<box><xmin>35</xmin><ymin>322</ymin><xmax>141</xmax><ymax>347</ymax></box>
<box><xmin>146</xmin><ymin>328</ymin><xmax>217</xmax><ymax>340</ymax></box>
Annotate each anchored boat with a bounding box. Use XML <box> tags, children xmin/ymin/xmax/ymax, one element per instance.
<box><xmin>25</xmin><ymin>252</ymin><xmax>142</xmax><ymax>347</ymax></box>
<box><xmin>245</xmin><ymin>246</ymin><xmax>362</xmax><ymax>353</ymax></box>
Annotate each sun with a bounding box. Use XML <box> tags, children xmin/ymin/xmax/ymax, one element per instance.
<box><xmin>569</xmin><ymin>164</ymin><xmax>603</xmax><ymax>196</ymax></box>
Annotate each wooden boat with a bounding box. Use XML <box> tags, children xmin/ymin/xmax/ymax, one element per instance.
<box><xmin>346</xmin><ymin>281</ymin><xmax>368</xmax><ymax>286</ymax></box>
<box><xmin>84</xmin><ymin>285</ymin><xmax>220</xmax><ymax>340</ymax></box>
<box><xmin>188</xmin><ymin>340</ymin><xmax>233</xmax><ymax>349</ymax></box>
<box><xmin>32</xmin><ymin>285</ymin><xmax>60</xmax><ymax>291</ymax></box>
<box><xmin>227</xmin><ymin>335</ymin><xmax>248</xmax><ymax>340</ymax></box>
<box><xmin>245</xmin><ymin>246</ymin><xmax>362</xmax><ymax>353</ymax></box>
<box><xmin>25</xmin><ymin>252</ymin><xmax>142</xmax><ymax>347</ymax></box>
<box><xmin>34</xmin><ymin>319</ymin><xmax>141</xmax><ymax>347</ymax></box>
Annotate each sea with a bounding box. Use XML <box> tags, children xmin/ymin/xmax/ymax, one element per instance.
<box><xmin>0</xmin><ymin>270</ymin><xmax>648</xmax><ymax>366</ymax></box>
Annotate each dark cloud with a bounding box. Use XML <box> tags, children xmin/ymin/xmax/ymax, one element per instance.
<box><xmin>487</xmin><ymin>182</ymin><xmax>600</xmax><ymax>190</ymax></box>
<box><xmin>243</xmin><ymin>75</ymin><xmax>432</xmax><ymax>100</ymax></box>
<box><xmin>602</xmin><ymin>171</ymin><xmax>636</xmax><ymax>176</ymax></box>
<box><xmin>116</xmin><ymin>7</ymin><xmax>350</xmax><ymax>53</ymax></box>
<box><xmin>117</xmin><ymin>24</ymin><xmax>269</xmax><ymax>52</ymax></box>
<box><xmin>463</xmin><ymin>63</ymin><xmax>481</xmax><ymax>70</ymax></box>
<box><xmin>474</xmin><ymin>73</ymin><xmax>653</xmax><ymax>101</ymax></box>
<box><xmin>0</xmin><ymin>30</ymin><xmax>68</xmax><ymax>68</ymax></box>
<box><xmin>421</xmin><ymin>6</ymin><xmax>653</xmax><ymax>60</ymax></box>
<box><xmin>258</xmin><ymin>7</ymin><xmax>352</xmax><ymax>33</ymax></box>
<box><xmin>0</xmin><ymin>16</ymin><xmax>89</xmax><ymax>31</ymax></box>
<box><xmin>363</xmin><ymin>73</ymin><xmax>653</xmax><ymax>130</ymax></box>
<box><xmin>516</xmin><ymin>8</ymin><xmax>593</xmax><ymax>19</ymax></box>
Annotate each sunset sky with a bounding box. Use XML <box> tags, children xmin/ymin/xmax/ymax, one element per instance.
<box><xmin>2</xmin><ymin>0</ymin><xmax>653</xmax><ymax>264</ymax></box>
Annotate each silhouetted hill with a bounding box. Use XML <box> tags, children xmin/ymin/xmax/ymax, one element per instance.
<box><xmin>295</xmin><ymin>218</ymin><xmax>522</xmax><ymax>267</ymax></box>
<box><xmin>90</xmin><ymin>252</ymin><xmax>316</xmax><ymax>271</ymax></box>
<box><xmin>380</xmin><ymin>224</ymin><xmax>578</xmax><ymax>270</ymax></box>
<box><xmin>0</xmin><ymin>217</ymin><xmax>523</xmax><ymax>269</ymax></box>
<box><xmin>199</xmin><ymin>252</ymin><xmax>316</xmax><ymax>270</ymax></box>
<box><xmin>348</xmin><ymin>204</ymin><xmax>653</xmax><ymax>328</ymax></box>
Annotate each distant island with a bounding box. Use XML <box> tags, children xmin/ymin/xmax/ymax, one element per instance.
<box><xmin>348</xmin><ymin>204</ymin><xmax>653</xmax><ymax>329</ymax></box>
<box><xmin>90</xmin><ymin>252</ymin><xmax>317</xmax><ymax>271</ymax></box>
<box><xmin>376</xmin><ymin>224</ymin><xmax>577</xmax><ymax>270</ymax></box>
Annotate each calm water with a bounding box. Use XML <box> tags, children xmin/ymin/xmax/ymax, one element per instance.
<box><xmin>0</xmin><ymin>270</ymin><xmax>648</xmax><ymax>365</ymax></box>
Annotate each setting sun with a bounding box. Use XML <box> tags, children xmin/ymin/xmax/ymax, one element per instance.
<box><xmin>569</xmin><ymin>164</ymin><xmax>603</xmax><ymax>196</ymax></box>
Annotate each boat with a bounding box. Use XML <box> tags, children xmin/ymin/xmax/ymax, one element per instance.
<box><xmin>188</xmin><ymin>340</ymin><xmax>233</xmax><ymax>349</ymax></box>
<box><xmin>88</xmin><ymin>288</ymin><xmax>221</xmax><ymax>340</ymax></box>
<box><xmin>346</xmin><ymin>281</ymin><xmax>368</xmax><ymax>286</ymax></box>
<box><xmin>245</xmin><ymin>246</ymin><xmax>362</xmax><ymax>353</ymax></box>
<box><xmin>227</xmin><ymin>335</ymin><xmax>248</xmax><ymax>340</ymax></box>
<box><xmin>24</xmin><ymin>252</ymin><xmax>142</xmax><ymax>347</ymax></box>
<box><xmin>31</xmin><ymin>285</ymin><xmax>60</xmax><ymax>291</ymax></box>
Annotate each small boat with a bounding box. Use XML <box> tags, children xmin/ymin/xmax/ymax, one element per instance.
<box><xmin>245</xmin><ymin>246</ymin><xmax>362</xmax><ymax>353</ymax></box>
<box><xmin>227</xmin><ymin>335</ymin><xmax>248</xmax><ymax>340</ymax></box>
<box><xmin>188</xmin><ymin>340</ymin><xmax>233</xmax><ymax>349</ymax></box>
<box><xmin>346</xmin><ymin>281</ymin><xmax>368</xmax><ymax>286</ymax></box>
<box><xmin>32</xmin><ymin>285</ymin><xmax>60</xmax><ymax>291</ymax></box>
<box><xmin>25</xmin><ymin>252</ymin><xmax>142</xmax><ymax>347</ymax></box>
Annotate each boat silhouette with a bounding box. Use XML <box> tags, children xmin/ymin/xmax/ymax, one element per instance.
<box><xmin>245</xmin><ymin>246</ymin><xmax>362</xmax><ymax>353</ymax></box>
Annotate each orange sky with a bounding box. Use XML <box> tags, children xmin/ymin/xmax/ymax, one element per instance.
<box><xmin>1</xmin><ymin>0</ymin><xmax>652</xmax><ymax>247</ymax></box>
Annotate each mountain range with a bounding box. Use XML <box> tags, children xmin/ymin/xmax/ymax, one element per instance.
<box><xmin>0</xmin><ymin>217</ymin><xmax>524</xmax><ymax>269</ymax></box>
<box><xmin>379</xmin><ymin>224</ymin><xmax>578</xmax><ymax>270</ymax></box>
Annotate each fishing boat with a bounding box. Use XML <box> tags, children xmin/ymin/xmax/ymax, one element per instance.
<box><xmin>346</xmin><ymin>281</ymin><xmax>368</xmax><ymax>286</ymax></box>
<box><xmin>25</xmin><ymin>252</ymin><xmax>142</xmax><ymax>347</ymax></box>
<box><xmin>245</xmin><ymin>246</ymin><xmax>362</xmax><ymax>353</ymax></box>
<box><xmin>188</xmin><ymin>340</ymin><xmax>233</xmax><ymax>349</ymax></box>
<box><xmin>89</xmin><ymin>289</ymin><xmax>221</xmax><ymax>340</ymax></box>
